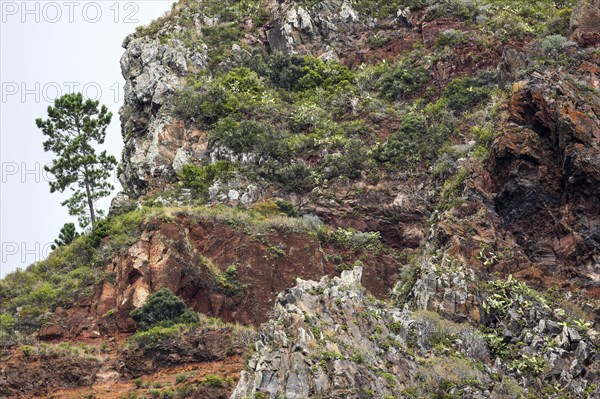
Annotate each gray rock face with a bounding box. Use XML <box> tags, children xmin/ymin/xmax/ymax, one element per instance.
<box><xmin>266</xmin><ymin>0</ymin><xmax>361</xmax><ymax>54</ymax></box>
<box><xmin>231</xmin><ymin>267</ymin><xmax>511</xmax><ymax>399</ymax></box>
<box><xmin>397</xmin><ymin>238</ymin><xmax>600</xmax><ymax>398</ymax></box>
<box><xmin>118</xmin><ymin>34</ymin><xmax>208</xmax><ymax>197</ymax></box>
<box><xmin>407</xmin><ymin>252</ymin><xmax>483</xmax><ymax>323</ymax></box>
<box><xmin>231</xmin><ymin>267</ymin><xmax>412</xmax><ymax>399</ymax></box>
<box><xmin>108</xmin><ymin>191</ymin><xmax>136</xmax><ymax>215</ymax></box>
<box><xmin>232</xmin><ymin>256</ymin><xmax>599</xmax><ymax>398</ymax></box>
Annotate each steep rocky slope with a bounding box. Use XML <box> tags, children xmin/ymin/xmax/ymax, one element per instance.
<box><xmin>2</xmin><ymin>0</ymin><xmax>600</xmax><ymax>398</ymax></box>
<box><xmin>234</xmin><ymin>267</ymin><xmax>599</xmax><ymax>398</ymax></box>
<box><xmin>44</xmin><ymin>210</ymin><xmax>400</xmax><ymax>339</ymax></box>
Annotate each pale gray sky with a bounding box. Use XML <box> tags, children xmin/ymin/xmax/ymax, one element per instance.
<box><xmin>1</xmin><ymin>0</ymin><xmax>175</xmax><ymax>277</ymax></box>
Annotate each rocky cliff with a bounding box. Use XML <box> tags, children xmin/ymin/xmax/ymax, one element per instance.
<box><xmin>2</xmin><ymin>0</ymin><xmax>600</xmax><ymax>398</ymax></box>
<box><xmin>234</xmin><ymin>267</ymin><xmax>599</xmax><ymax>398</ymax></box>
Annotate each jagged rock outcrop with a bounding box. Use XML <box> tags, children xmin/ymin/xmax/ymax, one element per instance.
<box><xmin>232</xmin><ymin>267</ymin><xmax>414</xmax><ymax>399</ymax></box>
<box><xmin>119</xmin><ymin>35</ymin><xmax>208</xmax><ymax>196</ymax></box>
<box><xmin>266</xmin><ymin>0</ymin><xmax>360</xmax><ymax>54</ymax></box>
<box><xmin>234</xmin><ymin>267</ymin><xmax>600</xmax><ymax>398</ymax></box>
<box><xmin>115</xmin><ymin>0</ymin><xmax>424</xmax><ymax>199</ymax></box>
<box><xmin>408</xmin><ymin>246</ymin><xmax>484</xmax><ymax>323</ymax></box>
<box><xmin>492</xmin><ymin>69</ymin><xmax>600</xmax><ymax>289</ymax></box>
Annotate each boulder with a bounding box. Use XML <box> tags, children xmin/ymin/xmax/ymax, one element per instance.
<box><xmin>570</xmin><ymin>0</ymin><xmax>600</xmax><ymax>47</ymax></box>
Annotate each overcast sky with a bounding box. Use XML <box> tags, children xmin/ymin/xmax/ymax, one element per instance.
<box><xmin>1</xmin><ymin>0</ymin><xmax>175</xmax><ymax>277</ymax></box>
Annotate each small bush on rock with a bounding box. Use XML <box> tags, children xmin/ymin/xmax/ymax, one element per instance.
<box><xmin>130</xmin><ymin>288</ymin><xmax>199</xmax><ymax>331</ymax></box>
<box><xmin>179</xmin><ymin>161</ymin><xmax>233</xmax><ymax>199</ymax></box>
<box><xmin>201</xmin><ymin>374</ymin><xmax>233</xmax><ymax>388</ymax></box>
<box><xmin>376</xmin><ymin>61</ymin><xmax>428</xmax><ymax>100</ymax></box>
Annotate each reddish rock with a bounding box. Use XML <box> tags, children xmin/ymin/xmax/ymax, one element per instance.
<box><xmin>54</xmin><ymin>216</ymin><xmax>401</xmax><ymax>337</ymax></box>
<box><xmin>481</xmin><ymin>70</ymin><xmax>599</xmax><ymax>290</ymax></box>
<box><xmin>39</xmin><ymin>324</ymin><xmax>64</xmax><ymax>340</ymax></box>
<box><xmin>570</xmin><ymin>0</ymin><xmax>600</xmax><ymax>48</ymax></box>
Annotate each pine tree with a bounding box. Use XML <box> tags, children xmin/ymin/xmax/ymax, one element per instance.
<box><xmin>36</xmin><ymin>93</ymin><xmax>117</xmax><ymax>228</ymax></box>
<box><xmin>51</xmin><ymin>222</ymin><xmax>80</xmax><ymax>250</ymax></box>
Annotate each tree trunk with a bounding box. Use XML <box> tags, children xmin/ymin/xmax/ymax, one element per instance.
<box><xmin>83</xmin><ymin>166</ymin><xmax>96</xmax><ymax>227</ymax></box>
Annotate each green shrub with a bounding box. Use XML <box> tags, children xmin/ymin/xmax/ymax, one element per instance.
<box><xmin>443</xmin><ymin>76</ymin><xmax>492</xmax><ymax>113</ymax></box>
<box><xmin>128</xmin><ymin>324</ymin><xmax>189</xmax><ymax>348</ymax></box>
<box><xmin>254</xmin><ymin>52</ymin><xmax>354</xmax><ymax>92</ymax></box>
<box><xmin>295</xmin><ymin>57</ymin><xmax>354</xmax><ymax>91</ymax></box>
<box><xmin>289</xmin><ymin>103</ymin><xmax>327</xmax><ymax>132</ymax></box>
<box><xmin>263</xmin><ymin>51</ymin><xmax>306</xmax><ymax>90</ymax></box>
<box><xmin>509</xmin><ymin>354</ymin><xmax>546</xmax><ymax>376</ymax></box>
<box><xmin>0</xmin><ymin>313</ymin><xmax>16</xmax><ymax>335</ymax></box>
<box><xmin>373</xmin><ymin>112</ymin><xmax>426</xmax><ymax>167</ymax></box>
<box><xmin>275</xmin><ymin>199</ymin><xmax>298</xmax><ymax>217</ymax></box>
<box><xmin>212</xmin><ymin>118</ymin><xmax>274</xmax><ymax>155</ymax></box>
<box><xmin>437</xmin><ymin>167</ymin><xmax>469</xmax><ymax>210</ymax></box>
<box><xmin>389</xmin><ymin>322</ymin><xmax>403</xmax><ymax>335</ymax></box>
<box><xmin>251</xmin><ymin>200</ymin><xmax>281</xmax><ymax>216</ymax></box>
<box><xmin>221</xmin><ymin>67</ymin><xmax>264</xmax><ymax>95</ymax></box>
<box><xmin>214</xmin><ymin>264</ymin><xmax>246</xmax><ymax>296</ymax></box>
<box><xmin>376</xmin><ymin>61</ymin><xmax>428</xmax><ymax>100</ymax></box>
<box><xmin>175</xmin><ymin>373</ymin><xmax>188</xmax><ymax>384</ymax></box>
<box><xmin>202</xmin><ymin>22</ymin><xmax>243</xmax><ymax>62</ymax></box>
<box><xmin>179</xmin><ymin>161</ymin><xmax>233</xmax><ymax>199</ymax></box>
<box><xmin>540</xmin><ymin>34</ymin><xmax>573</xmax><ymax>52</ymax></box>
<box><xmin>367</xmin><ymin>34</ymin><xmax>391</xmax><ymax>49</ymax></box>
<box><xmin>393</xmin><ymin>257</ymin><xmax>421</xmax><ymax>306</ymax></box>
<box><xmin>298</xmin><ymin>214</ymin><xmax>324</xmax><ymax>233</ymax></box>
<box><xmin>159</xmin><ymin>389</ymin><xmax>175</xmax><ymax>399</ymax></box>
<box><xmin>201</xmin><ymin>374</ymin><xmax>232</xmax><ymax>388</ymax></box>
<box><xmin>21</xmin><ymin>345</ymin><xmax>34</xmax><ymax>359</ymax></box>
<box><xmin>87</xmin><ymin>218</ymin><xmax>110</xmax><ymax>248</ymax></box>
<box><xmin>174</xmin><ymin>84</ymin><xmax>236</xmax><ymax>127</ymax></box>
<box><xmin>265</xmin><ymin>246</ymin><xmax>285</xmax><ymax>260</ymax></box>
<box><xmin>318</xmin><ymin>227</ymin><xmax>382</xmax><ymax>251</ymax></box>
<box><xmin>545</xmin><ymin>7</ymin><xmax>573</xmax><ymax>36</ymax></box>
<box><xmin>321</xmin><ymin>350</ymin><xmax>343</xmax><ymax>361</ymax></box>
<box><xmin>130</xmin><ymin>288</ymin><xmax>199</xmax><ymax>331</ymax></box>
<box><xmin>436</xmin><ymin>29</ymin><xmax>468</xmax><ymax>47</ymax></box>
<box><xmin>275</xmin><ymin>163</ymin><xmax>315</xmax><ymax>193</ymax></box>
<box><xmin>323</xmin><ymin>139</ymin><xmax>366</xmax><ymax>180</ymax></box>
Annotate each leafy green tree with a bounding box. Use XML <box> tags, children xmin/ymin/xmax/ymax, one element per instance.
<box><xmin>36</xmin><ymin>93</ymin><xmax>116</xmax><ymax>228</ymax></box>
<box><xmin>50</xmin><ymin>222</ymin><xmax>80</xmax><ymax>250</ymax></box>
<box><xmin>130</xmin><ymin>288</ymin><xmax>199</xmax><ymax>331</ymax></box>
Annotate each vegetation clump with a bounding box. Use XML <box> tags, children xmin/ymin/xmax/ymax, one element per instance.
<box><xmin>130</xmin><ymin>288</ymin><xmax>200</xmax><ymax>331</ymax></box>
<box><xmin>179</xmin><ymin>161</ymin><xmax>234</xmax><ymax>199</ymax></box>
